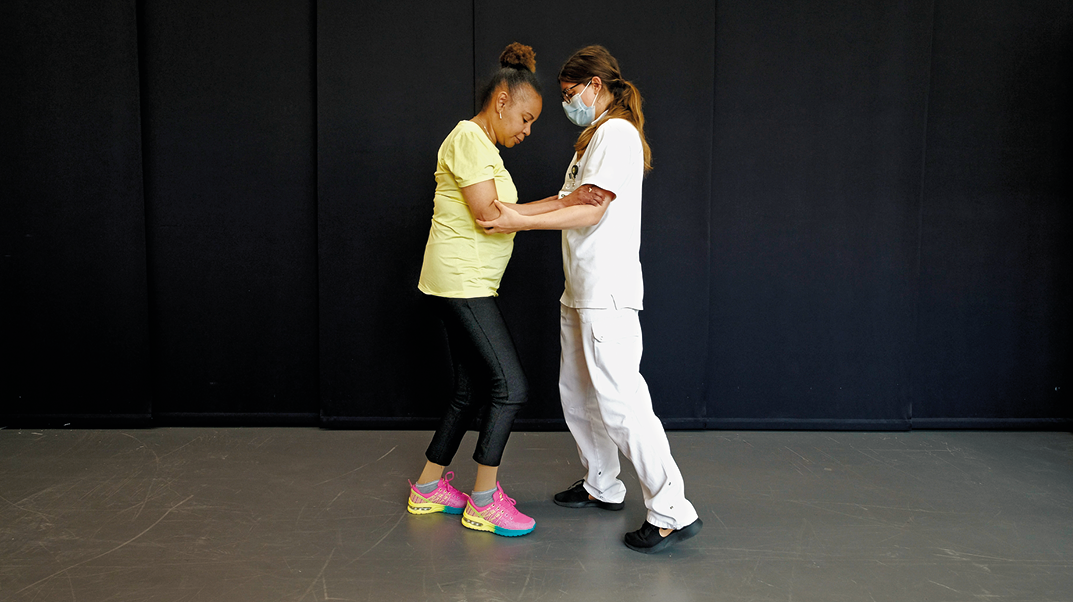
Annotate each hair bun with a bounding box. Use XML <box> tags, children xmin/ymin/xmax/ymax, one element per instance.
<box><xmin>500</xmin><ymin>42</ymin><xmax>536</xmax><ymax>72</ymax></box>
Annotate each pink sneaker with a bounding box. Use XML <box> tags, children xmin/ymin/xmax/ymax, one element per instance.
<box><xmin>407</xmin><ymin>471</ymin><xmax>467</xmax><ymax>515</ymax></box>
<box><xmin>460</xmin><ymin>483</ymin><xmax>535</xmax><ymax>537</ymax></box>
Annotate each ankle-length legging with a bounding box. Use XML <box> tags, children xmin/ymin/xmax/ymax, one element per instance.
<box><xmin>424</xmin><ymin>295</ymin><xmax>529</xmax><ymax>467</ymax></box>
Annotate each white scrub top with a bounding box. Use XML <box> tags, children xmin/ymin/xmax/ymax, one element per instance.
<box><xmin>558</xmin><ymin>118</ymin><xmax>645</xmax><ymax>310</ymax></box>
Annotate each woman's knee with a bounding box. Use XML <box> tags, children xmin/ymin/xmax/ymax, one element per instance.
<box><xmin>487</xmin><ymin>364</ymin><xmax>528</xmax><ymax>405</ymax></box>
<box><xmin>504</xmin><ymin>371</ymin><xmax>529</xmax><ymax>405</ymax></box>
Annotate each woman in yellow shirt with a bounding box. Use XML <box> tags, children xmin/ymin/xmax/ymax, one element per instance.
<box><xmin>407</xmin><ymin>43</ymin><xmax>605</xmax><ymax>537</ymax></box>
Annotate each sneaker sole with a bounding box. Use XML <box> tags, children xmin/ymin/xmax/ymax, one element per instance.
<box><xmin>461</xmin><ymin>512</ymin><xmax>535</xmax><ymax>537</ymax></box>
<box><xmin>407</xmin><ymin>499</ymin><xmax>465</xmax><ymax>515</ymax></box>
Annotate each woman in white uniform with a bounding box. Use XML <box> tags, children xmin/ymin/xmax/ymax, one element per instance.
<box><xmin>478</xmin><ymin>45</ymin><xmax>702</xmax><ymax>553</ymax></box>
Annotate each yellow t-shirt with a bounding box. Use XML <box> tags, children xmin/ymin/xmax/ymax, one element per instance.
<box><xmin>418</xmin><ymin>120</ymin><xmax>518</xmax><ymax>298</ymax></box>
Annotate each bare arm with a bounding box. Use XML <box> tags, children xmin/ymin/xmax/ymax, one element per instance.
<box><xmin>512</xmin><ymin>195</ymin><xmax>565</xmax><ymax>216</ymax></box>
<box><xmin>461</xmin><ymin>179</ymin><xmax>611</xmax><ymax>221</ymax></box>
<box><xmin>460</xmin><ymin>179</ymin><xmax>501</xmax><ymax>222</ymax></box>
<box><xmin>512</xmin><ymin>185</ymin><xmax>615</xmax><ymax>216</ymax></box>
<box><xmin>477</xmin><ymin>197</ymin><xmax>612</xmax><ymax>233</ymax></box>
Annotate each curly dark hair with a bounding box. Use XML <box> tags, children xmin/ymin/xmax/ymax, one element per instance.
<box><xmin>477</xmin><ymin>42</ymin><xmax>541</xmax><ymax>110</ymax></box>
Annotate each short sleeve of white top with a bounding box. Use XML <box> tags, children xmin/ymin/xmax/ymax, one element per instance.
<box><xmin>558</xmin><ymin>118</ymin><xmax>645</xmax><ymax>310</ymax></box>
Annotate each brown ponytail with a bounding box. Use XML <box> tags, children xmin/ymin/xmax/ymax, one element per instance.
<box><xmin>558</xmin><ymin>46</ymin><xmax>652</xmax><ymax>173</ymax></box>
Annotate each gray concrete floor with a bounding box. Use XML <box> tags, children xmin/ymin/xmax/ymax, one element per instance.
<box><xmin>1</xmin><ymin>428</ymin><xmax>1071</xmax><ymax>601</ymax></box>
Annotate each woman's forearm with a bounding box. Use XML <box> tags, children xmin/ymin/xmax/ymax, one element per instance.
<box><xmin>512</xmin><ymin>196</ymin><xmax>565</xmax><ymax>216</ymax></box>
<box><xmin>477</xmin><ymin>186</ymin><xmax>613</xmax><ymax>233</ymax></box>
<box><xmin>513</xmin><ymin>203</ymin><xmax>606</xmax><ymax>231</ymax></box>
<box><xmin>513</xmin><ymin>185</ymin><xmax>613</xmax><ymax>217</ymax></box>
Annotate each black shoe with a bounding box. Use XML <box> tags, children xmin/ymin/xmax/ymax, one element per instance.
<box><xmin>553</xmin><ymin>480</ymin><xmax>625</xmax><ymax>511</ymax></box>
<box><xmin>623</xmin><ymin>518</ymin><xmax>703</xmax><ymax>554</ymax></box>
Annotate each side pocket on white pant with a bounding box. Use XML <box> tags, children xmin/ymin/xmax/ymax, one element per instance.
<box><xmin>587</xmin><ymin>310</ymin><xmax>644</xmax><ymax>392</ymax></box>
<box><xmin>589</xmin><ymin>310</ymin><xmax>642</xmax><ymax>343</ymax></box>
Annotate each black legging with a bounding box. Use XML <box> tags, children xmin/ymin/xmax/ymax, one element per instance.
<box><xmin>425</xmin><ymin>295</ymin><xmax>529</xmax><ymax>467</ymax></box>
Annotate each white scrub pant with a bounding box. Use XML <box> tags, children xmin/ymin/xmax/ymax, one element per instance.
<box><xmin>559</xmin><ymin>304</ymin><xmax>699</xmax><ymax>530</ymax></box>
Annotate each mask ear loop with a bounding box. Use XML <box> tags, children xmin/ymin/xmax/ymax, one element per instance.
<box><xmin>580</xmin><ymin>80</ymin><xmax>595</xmax><ymax>108</ymax></box>
<box><xmin>588</xmin><ymin>79</ymin><xmax>602</xmax><ymax>108</ymax></box>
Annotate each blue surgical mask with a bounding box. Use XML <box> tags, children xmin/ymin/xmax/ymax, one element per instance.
<box><xmin>562</xmin><ymin>81</ymin><xmax>595</xmax><ymax>127</ymax></box>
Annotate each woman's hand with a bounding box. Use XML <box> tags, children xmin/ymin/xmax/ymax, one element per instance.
<box><xmin>563</xmin><ymin>185</ymin><xmax>615</xmax><ymax>207</ymax></box>
<box><xmin>476</xmin><ymin>200</ymin><xmax>527</xmax><ymax>234</ymax></box>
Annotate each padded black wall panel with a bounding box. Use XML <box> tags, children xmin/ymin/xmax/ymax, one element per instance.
<box><xmin>707</xmin><ymin>1</ymin><xmax>935</xmax><ymax>428</ymax></box>
<box><xmin>141</xmin><ymin>0</ymin><xmax>318</xmax><ymax>417</ymax></box>
<box><xmin>4</xmin><ymin>0</ymin><xmax>1069</xmax><ymax>429</ymax></box>
<box><xmin>914</xmin><ymin>0</ymin><xmax>1072</xmax><ymax>425</ymax></box>
<box><xmin>317</xmin><ymin>1</ymin><xmax>473</xmax><ymax>423</ymax></box>
<box><xmin>475</xmin><ymin>0</ymin><xmax>715</xmax><ymax>426</ymax></box>
<box><xmin>2</xmin><ymin>0</ymin><xmax>150</xmax><ymax>422</ymax></box>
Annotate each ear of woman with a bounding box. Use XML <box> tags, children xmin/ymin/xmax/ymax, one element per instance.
<box><xmin>498</xmin><ymin>90</ymin><xmax>508</xmax><ymax>118</ymax></box>
<box><xmin>589</xmin><ymin>77</ymin><xmax>612</xmax><ymax>115</ymax></box>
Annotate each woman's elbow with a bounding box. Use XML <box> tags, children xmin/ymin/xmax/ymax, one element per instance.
<box><xmin>583</xmin><ymin>206</ymin><xmax>607</xmax><ymax>227</ymax></box>
<box><xmin>469</xmin><ymin>203</ymin><xmax>499</xmax><ymax>223</ymax></box>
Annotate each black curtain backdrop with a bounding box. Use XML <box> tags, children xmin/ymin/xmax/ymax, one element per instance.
<box><xmin>2</xmin><ymin>0</ymin><xmax>151</xmax><ymax>424</ymax></box>
<box><xmin>3</xmin><ymin>1</ymin><xmax>1070</xmax><ymax>430</ymax></box>
<box><xmin>913</xmin><ymin>0</ymin><xmax>1072</xmax><ymax>427</ymax></box>
<box><xmin>140</xmin><ymin>0</ymin><xmax>319</xmax><ymax>422</ymax></box>
<box><xmin>707</xmin><ymin>1</ymin><xmax>933</xmax><ymax>429</ymax></box>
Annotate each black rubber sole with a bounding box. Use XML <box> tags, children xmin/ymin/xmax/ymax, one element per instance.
<box><xmin>553</xmin><ymin>497</ymin><xmax>625</xmax><ymax>511</ymax></box>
